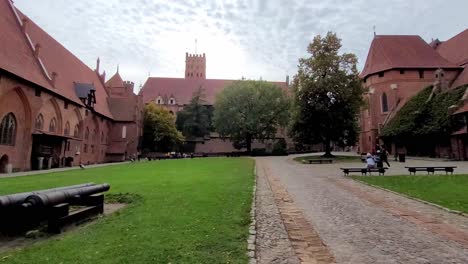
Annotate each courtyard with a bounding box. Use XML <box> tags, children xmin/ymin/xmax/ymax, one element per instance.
<box><xmin>254</xmin><ymin>153</ymin><xmax>468</xmax><ymax>263</ymax></box>
<box><xmin>2</xmin><ymin>155</ymin><xmax>468</xmax><ymax>263</ymax></box>
<box><xmin>0</xmin><ymin>158</ymin><xmax>254</xmax><ymax>263</ymax></box>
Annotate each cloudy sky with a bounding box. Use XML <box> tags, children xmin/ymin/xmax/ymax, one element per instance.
<box><xmin>15</xmin><ymin>0</ymin><xmax>468</xmax><ymax>91</ymax></box>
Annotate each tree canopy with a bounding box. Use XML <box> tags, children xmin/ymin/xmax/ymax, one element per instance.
<box><xmin>142</xmin><ymin>103</ymin><xmax>184</xmax><ymax>152</ymax></box>
<box><xmin>175</xmin><ymin>87</ymin><xmax>212</xmax><ymax>139</ymax></box>
<box><xmin>289</xmin><ymin>32</ymin><xmax>363</xmax><ymax>156</ymax></box>
<box><xmin>213</xmin><ymin>80</ymin><xmax>290</xmax><ymax>152</ymax></box>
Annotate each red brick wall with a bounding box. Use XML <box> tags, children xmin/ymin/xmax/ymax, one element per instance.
<box><xmin>359</xmin><ymin>69</ymin><xmax>460</xmax><ymax>153</ymax></box>
<box><xmin>0</xmin><ymin>73</ymin><xmax>145</xmax><ymax>172</ymax></box>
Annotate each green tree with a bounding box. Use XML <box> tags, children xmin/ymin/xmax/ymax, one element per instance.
<box><xmin>176</xmin><ymin>87</ymin><xmax>212</xmax><ymax>139</ymax></box>
<box><xmin>143</xmin><ymin>103</ymin><xmax>184</xmax><ymax>152</ymax></box>
<box><xmin>289</xmin><ymin>32</ymin><xmax>363</xmax><ymax>157</ymax></box>
<box><xmin>213</xmin><ymin>80</ymin><xmax>290</xmax><ymax>153</ymax></box>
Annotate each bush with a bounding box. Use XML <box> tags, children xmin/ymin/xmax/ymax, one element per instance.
<box><xmin>251</xmin><ymin>148</ymin><xmax>267</xmax><ymax>156</ymax></box>
<box><xmin>271</xmin><ymin>139</ymin><xmax>288</xmax><ymax>156</ymax></box>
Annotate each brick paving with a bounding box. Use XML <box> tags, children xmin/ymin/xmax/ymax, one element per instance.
<box><xmin>255</xmin><ymin>154</ymin><xmax>468</xmax><ymax>264</ymax></box>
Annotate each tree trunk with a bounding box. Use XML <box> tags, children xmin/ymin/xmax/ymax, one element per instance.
<box><xmin>246</xmin><ymin>134</ymin><xmax>252</xmax><ymax>154</ymax></box>
<box><xmin>323</xmin><ymin>138</ymin><xmax>334</xmax><ymax>158</ymax></box>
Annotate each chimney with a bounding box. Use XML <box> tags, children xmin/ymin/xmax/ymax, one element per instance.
<box><xmin>101</xmin><ymin>70</ymin><xmax>106</xmax><ymax>83</ymax></box>
<box><xmin>96</xmin><ymin>57</ymin><xmax>100</xmax><ymax>73</ymax></box>
<box><xmin>51</xmin><ymin>72</ymin><xmax>58</xmax><ymax>87</ymax></box>
<box><xmin>34</xmin><ymin>43</ymin><xmax>41</xmax><ymax>57</ymax></box>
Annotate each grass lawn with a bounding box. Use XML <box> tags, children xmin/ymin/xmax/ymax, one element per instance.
<box><xmin>353</xmin><ymin>175</ymin><xmax>468</xmax><ymax>213</ymax></box>
<box><xmin>293</xmin><ymin>154</ymin><xmax>362</xmax><ymax>163</ymax></box>
<box><xmin>0</xmin><ymin>158</ymin><xmax>254</xmax><ymax>264</ymax></box>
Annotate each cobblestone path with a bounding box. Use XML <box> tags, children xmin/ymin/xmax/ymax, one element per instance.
<box><xmin>255</xmin><ymin>155</ymin><xmax>468</xmax><ymax>264</ymax></box>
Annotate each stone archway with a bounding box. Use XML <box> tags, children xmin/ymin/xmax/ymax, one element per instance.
<box><xmin>0</xmin><ymin>154</ymin><xmax>9</xmax><ymax>173</ymax></box>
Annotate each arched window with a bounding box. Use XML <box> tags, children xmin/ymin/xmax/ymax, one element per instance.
<box><xmin>35</xmin><ymin>114</ymin><xmax>44</xmax><ymax>130</ymax></box>
<box><xmin>85</xmin><ymin>127</ymin><xmax>89</xmax><ymax>140</ymax></box>
<box><xmin>64</xmin><ymin>122</ymin><xmax>70</xmax><ymax>135</ymax></box>
<box><xmin>169</xmin><ymin>98</ymin><xmax>175</xmax><ymax>105</ymax></box>
<box><xmin>74</xmin><ymin>125</ymin><xmax>80</xmax><ymax>137</ymax></box>
<box><xmin>101</xmin><ymin>131</ymin><xmax>105</xmax><ymax>143</ymax></box>
<box><xmin>49</xmin><ymin>117</ymin><xmax>57</xmax><ymax>132</ymax></box>
<box><xmin>0</xmin><ymin>113</ymin><xmax>16</xmax><ymax>145</ymax></box>
<box><xmin>381</xmin><ymin>93</ymin><xmax>389</xmax><ymax>112</ymax></box>
<box><xmin>92</xmin><ymin>129</ymin><xmax>98</xmax><ymax>142</ymax></box>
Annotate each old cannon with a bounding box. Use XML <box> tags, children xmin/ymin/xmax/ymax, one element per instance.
<box><xmin>0</xmin><ymin>183</ymin><xmax>111</xmax><ymax>234</ymax></box>
<box><xmin>0</xmin><ymin>183</ymin><xmax>96</xmax><ymax>208</ymax></box>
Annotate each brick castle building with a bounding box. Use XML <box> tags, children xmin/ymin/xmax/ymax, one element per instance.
<box><xmin>139</xmin><ymin>53</ymin><xmax>290</xmax><ymax>153</ymax></box>
<box><xmin>359</xmin><ymin>29</ymin><xmax>468</xmax><ymax>158</ymax></box>
<box><xmin>0</xmin><ymin>0</ymin><xmax>143</xmax><ymax>173</ymax></box>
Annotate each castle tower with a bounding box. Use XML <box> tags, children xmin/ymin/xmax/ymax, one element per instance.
<box><xmin>185</xmin><ymin>52</ymin><xmax>206</xmax><ymax>79</ymax></box>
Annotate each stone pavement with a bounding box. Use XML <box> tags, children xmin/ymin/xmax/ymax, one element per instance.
<box><xmin>255</xmin><ymin>154</ymin><xmax>468</xmax><ymax>264</ymax></box>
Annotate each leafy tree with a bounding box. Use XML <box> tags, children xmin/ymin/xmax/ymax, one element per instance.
<box><xmin>289</xmin><ymin>32</ymin><xmax>363</xmax><ymax>157</ymax></box>
<box><xmin>213</xmin><ymin>80</ymin><xmax>290</xmax><ymax>153</ymax></box>
<box><xmin>143</xmin><ymin>103</ymin><xmax>184</xmax><ymax>152</ymax></box>
<box><xmin>176</xmin><ymin>87</ymin><xmax>212</xmax><ymax>139</ymax></box>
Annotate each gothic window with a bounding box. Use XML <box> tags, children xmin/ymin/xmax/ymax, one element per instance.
<box><xmin>64</xmin><ymin>122</ymin><xmax>70</xmax><ymax>135</ymax></box>
<box><xmin>92</xmin><ymin>129</ymin><xmax>97</xmax><ymax>141</ymax></box>
<box><xmin>85</xmin><ymin>127</ymin><xmax>89</xmax><ymax>140</ymax></box>
<box><xmin>0</xmin><ymin>113</ymin><xmax>16</xmax><ymax>145</ymax></box>
<box><xmin>35</xmin><ymin>114</ymin><xmax>44</xmax><ymax>130</ymax></box>
<box><xmin>74</xmin><ymin>125</ymin><xmax>80</xmax><ymax>137</ymax></box>
<box><xmin>169</xmin><ymin>98</ymin><xmax>175</xmax><ymax>105</ymax></box>
<box><xmin>122</xmin><ymin>126</ymin><xmax>127</xmax><ymax>139</ymax></box>
<box><xmin>49</xmin><ymin>117</ymin><xmax>57</xmax><ymax>133</ymax></box>
<box><xmin>381</xmin><ymin>92</ymin><xmax>389</xmax><ymax>113</ymax></box>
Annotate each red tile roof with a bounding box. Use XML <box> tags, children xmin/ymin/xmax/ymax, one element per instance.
<box><xmin>105</xmin><ymin>72</ymin><xmax>124</xmax><ymax>88</ymax></box>
<box><xmin>360</xmin><ymin>35</ymin><xmax>460</xmax><ymax>78</ymax></box>
<box><xmin>0</xmin><ymin>1</ymin><xmax>113</xmax><ymax>119</ymax></box>
<box><xmin>452</xmin><ymin>67</ymin><xmax>468</xmax><ymax>89</ymax></box>
<box><xmin>436</xmin><ymin>29</ymin><xmax>468</xmax><ymax>66</ymax></box>
<box><xmin>139</xmin><ymin>77</ymin><xmax>288</xmax><ymax>105</ymax></box>
<box><xmin>0</xmin><ymin>0</ymin><xmax>53</xmax><ymax>91</ymax></box>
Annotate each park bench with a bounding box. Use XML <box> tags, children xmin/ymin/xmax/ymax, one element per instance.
<box><xmin>405</xmin><ymin>166</ymin><xmax>456</xmax><ymax>175</ymax></box>
<box><xmin>303</xmin><ymin>159</ymin><xmax>333</xmax><ymax>164</ymax></box>
<box><xmin>340</xmin><ymin>167</ymin><xmax>388</xmax><ymax>176</ymax></box>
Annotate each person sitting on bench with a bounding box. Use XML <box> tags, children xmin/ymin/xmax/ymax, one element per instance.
<box><xmin>366</xmin><ymin>153</ymin><xmax>376</xmax><ymax>170</ymax></box>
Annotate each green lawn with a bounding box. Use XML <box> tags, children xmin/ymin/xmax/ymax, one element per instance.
<box><xmin>0</xmin><ymin>158</ymin><xmax>254</xmax><ymax>264</ymax></box>
<box><xmin>293</xmin><ymin>154</ymin><xmax>362</xmax><ymax>163</ymax></box>
<box><xmin>354</xmin><ymin>175</ymin><xmax>468</xmax><ymax>213</ymax></box>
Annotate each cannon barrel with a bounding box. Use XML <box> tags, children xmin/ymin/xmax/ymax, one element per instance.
<box><xmin>0</xmin><ymin>183</ymin><xmax>96</xmax><ymax>208</ymax></box>
<box><xmin>22</xmin><ymin>184</ymin><xmax>110</xmax><ymax>208</ymax></box>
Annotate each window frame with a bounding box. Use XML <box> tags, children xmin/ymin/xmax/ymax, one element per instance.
<box><xmin>0</xmin><ymin>113</ymin><xmax>17</xmax><ymax>146</ymax></box>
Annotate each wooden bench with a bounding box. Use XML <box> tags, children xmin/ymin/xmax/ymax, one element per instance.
<box><xmin>303</xmin><ymin>159</ymin><xmax>333</xmax><ymax>164</ymax></box>
<box><xmin>405</xmin><ymin>166</ymin><xmax>456</xmax><ymax>175</ymax></box>
<box><xmin>341</xmin><ymin>167</ymin><xmax>388</xmax><ymax>176</ymax></box>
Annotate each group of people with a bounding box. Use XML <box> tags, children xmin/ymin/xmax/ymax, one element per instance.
<box><xmin>366</xmin><ymin>145</ymin><xmax>391</xmax><ymax>170</ymax></box>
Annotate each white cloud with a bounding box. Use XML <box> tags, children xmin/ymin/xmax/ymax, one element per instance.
<box><xmin>14</xmin><ymin>0</ymin><xmax>468</xmax><ymax>91</ymax></box>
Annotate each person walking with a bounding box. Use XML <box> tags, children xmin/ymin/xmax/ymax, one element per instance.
<box><xmin>381</xmin><ymin>147</ymin><xmax>391</xmax><ymax>167</ymax></box>
<box><xmin>374</xmin><ymin>150</ymin><xmax>383</xmax><ymax>168</ymax></box>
